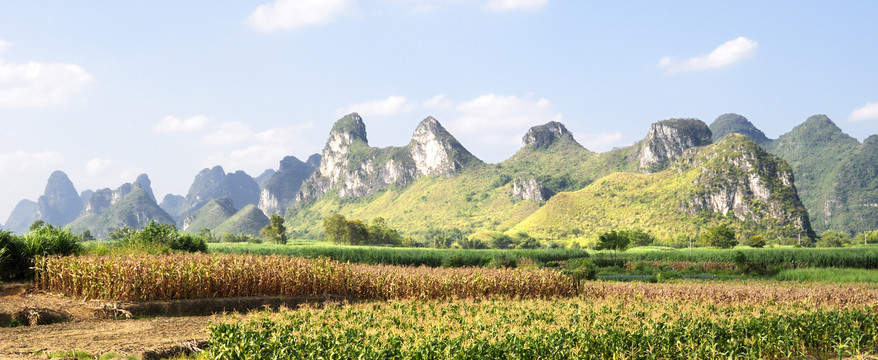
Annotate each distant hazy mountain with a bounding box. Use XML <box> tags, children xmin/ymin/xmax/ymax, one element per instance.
<box><xmin>254</xmin><ymin>169</ymin><xmax>276</xmax><ymax>187</ymax></box>
<box><xmin>159</xmin><ymin>194</ymin><xmax>187</xmax><ymax>221</ymax></box>
<box><xmin>4</xmin><ymin>199</ymin><xmax>37</xmax><ymax>234</ymax></box>
<box><xmin>258</xmin><ymin>154</ymin><xmax>320</xmax><ymax>216</ymax></box>
<box><xmin>34</xmin><ymin>171</ymin><xmax>83</xmax><ymax>227</ymax></box>
<box><xmin>69</xmin><ymin>175</ymin><xmax>174</xmax><ymax>238</ymax></box>
<box><xmin>182</xmin><ymin>166</ymin><xmax>260</xmax><ymax>216</ymax></box>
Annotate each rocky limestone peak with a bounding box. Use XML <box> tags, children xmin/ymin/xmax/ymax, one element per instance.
<box><xmin>408</xmin><ymin>116</ymin><xmax>481</xmax><ymax>177</ymax></box>
<box><xmin>709</xmin><ymin>113</ymin><xmax>770</xmax><ymax>144</ymax></box>
<box><xmin>135</xmin><ymin>174</ymin><xmax>156</xmax><ymax>203</ymax></box>
<box><xmin>679</xmin><ymin>134</ymin><xmax>813</xmax><ymax>237</ymax></box>
<box><xmin>522</xmin><ymin>121</ymin><xmax>575</xmax><ymax>149</ymax></box>
<box><xmin>306</xmin><ymin>153</ymin><xmax>322</xmax><ymax>168</ymax></box>
<box><xmin>329</xmin><ymin>112</ymin><xmax>368</xmax><ymax>146</ymax></box>
<box><xmin>259</xmin><ymin>155</ymin><xmax>319</xmax><ymax>216</ymax></box>
<box><xmin>35</xmin><ymin>170</ymin><xmax>83</xmax><ymax>226</ymax></box>
<box><xmin>638</xmin><ymin>118</ymin><xmax>712</xmax><ymax>173</ymax></box>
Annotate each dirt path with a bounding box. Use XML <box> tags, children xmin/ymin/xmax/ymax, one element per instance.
<box><xmin>0</xmin><ymin>315</ymin><xmax>216</xmax><ymax>358</ymax></box>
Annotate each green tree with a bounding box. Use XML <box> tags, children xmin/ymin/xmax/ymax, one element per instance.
<box><xmin>746</xmin><ymin>234</ymin><xmax>766</xmax><ymax>248</ymax></box>
<box><xmin>260</xmin><ymin>214</ymin><xmax>289</xmax><ymax>245</ymax></box>
<box><xmin>323</xmin><ymin>213</ymin><xmax>349</xmax><ymax>244</ymax></box>
<box><xmin>595</xmin><ymin>230</ymin><xmax>630</xmax><ymax>262</ymax></box>
<box><xmin>29</xmin><ymin>220</ymin><xmax>46</xmax><ymax>232</ymax></box>
<box><xmin>817</xmin><ymin>230</ymin><xmax>851</xmax><ymax>248</ymax></box>
<box><xmin>702</xmin><ymin>224</ymin><xmax>737</xmax><ymax>249</ymax></box>
<box><xmin>621</xmin><ymin>229</ymin><xmax>654</xmax><ymax>247</ymax></box>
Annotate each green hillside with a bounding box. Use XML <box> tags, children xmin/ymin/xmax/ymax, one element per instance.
<box><xmin>512</xmin><ymin>135</ymin><xmax>811</xmax><ymax>246</ymax></box>
<box><xmin>215</xmin><ymin>205</ymin><xmax>270</xmax><ymax>237</ymax></box>
<box><xmin>182</xmin><ymin>197</ymin><xmax>237</xmax><ymax>234</ymax></box>
<box><xmin>762</xmin><ymin>115</ymin><xmax>863</xmax><ymax>233</ymax></box>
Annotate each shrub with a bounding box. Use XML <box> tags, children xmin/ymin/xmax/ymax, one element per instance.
<box><xmin>116</xmin><ymin>221</ymin><xmax>207</xmax><ymax>253</ymax></box>
<box><xmin>488</xmin><ymin>254</ymin><xmax>518</xmax><ymax>268</ymax></box>
<box><xmin>702</xmin><ymin>224</ymin><xmax>737</xmax><ymax>249</ymax></box>
<box><xmin>0</xmin><ymin>231</ymin><xmax>27</xmax><ymax>280</ymax></box>
<box><xmin>564</xmin><ymin>258</ymin><xmax>597</xmax><ymax>281</ymax></box>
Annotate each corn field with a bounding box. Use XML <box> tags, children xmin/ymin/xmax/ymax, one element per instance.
<box><xmin>205</xmin><ymin>297</ymin><xmax>878</xmax><ymax>359</ymax></box>
<box><xmin>34</xmin><ymin>254</ymin><xmax>577</xmax><ymax>301</ymax></box>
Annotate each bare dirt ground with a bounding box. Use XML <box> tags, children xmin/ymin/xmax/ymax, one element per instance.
<box><xmin>0</xmin><ymin>283</ymin><xmax>217</xmax><ymax>358</ymax></box>
<box><xmin>0</xmin><ymin>315</ymin><xmax>214</xmax><ymax>359</ymax></box>
<box><xmin>0</xmin><ymin>283</ymin><xmax>345</xmax><ymax>359</ymax></box>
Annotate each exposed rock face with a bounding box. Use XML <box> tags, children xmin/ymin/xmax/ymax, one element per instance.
<box><xmin>409</xmin><ymin>117</ymin><xmax>480</xmax><ymax>177</ymax></box>
<box><xmin>522</xmin><ymin>121</ymin><xmax>574</xmax><ymax>149</ymax></box>
<box><xmin>512</xmin><ymin>177</ymin><xmax>549</xmax><ymax>202</ymax></box>
<box><xmin>4</xmin><ymin>199</ymin><xmax>37</xmax><ymax>234</ymax></box>
<box><xmin>185</xmin><ymin>166</ymin><xmax>260</xmax><ymax>213</ymax></box>
<box><xmin>79</xmin><ymin>190</ymin><xmax>94</xmax><ymax>207</ymax></box>
<box><xmin>296</xmin><ymin>113</ymin><xmax>482</xmax><ymax>205</ymax></box>
<box><xmin>34</xmin><ymin>171</ymin><xmax>83</xmax><ymax>227</ymax></box>
<box><xmin>639</xmin><ymin>118</ymin><xmax>713</xmax><ymax>173</ymax></box>
<box><xmin>258</xmin><ymin>155</ymin><xmax>320</xmax><ymax>216</ymax></box>
<box><xmin>680</xmin><ymin>134</ymin><xmax>813</xmax><ymax>236</ymax></box>
<box><xmin>709</xmin><ymin>113</ymin><xmax>770</xmax><ymax>144</ymax></box>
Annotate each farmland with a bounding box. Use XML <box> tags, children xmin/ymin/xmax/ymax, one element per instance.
<box><xmin>4</xmin><ymin>243</ymin><xmax>878</xmax><ymax>359</ymax></box>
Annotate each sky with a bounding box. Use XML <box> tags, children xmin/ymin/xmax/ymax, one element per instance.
<box><xmin>1</xmin><ymin>0</ymin><xmax>877</xmax><ymax>223</ymax></box>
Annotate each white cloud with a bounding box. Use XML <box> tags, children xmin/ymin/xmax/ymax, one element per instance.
<box><xmin>336</xmin><ymin>95</ymin><xmax>415</xmax><ymax>117</ymax></box>
<box><xmin>483</xmin><ymin>0</ymin><xmax>548</xmax><ymax>12</ymax></box>
<box><xmin>0</xmin><ymin>150</ymin><xmax>64</xmax><ymax>173</ymax></box>
<box><xmin>245</xmin><ymin>0</ymin><xmax>355</xmax><ymax>33</ymax></box>
<box><xmin>0</xmin><ymin>39</ymin><xmax>10</xmax><ymax>53</ymax></box>
<box><xmin>450</xmin><ymin>94</ymin><xmax>561</xmax><ymax>133</ymax></box>
<box><xmin>850</xmin><ymin>102</ymin><xmax>878</xmax><ymax>122</ymax></box>
<box><xmin>204</xmin><ymin>123</ymin><xmax>318</xmax><ymax>174</ymax></box>
<box><xmin>201</xmin><ymin>122</ymin><xmax>254</xmax><ymax>146</ymax></box>
<box><xmin>85</xmin><ymin>158</ymin><xmax>114</xmax><ymax>176</ymax></box>
<box><xmin>658</xmin><ymin>36</ymin><xmax>758</xmax><ymax>73</ymax></box>
<box><xmin>153</xmin><ymin>115</ymin><xmax>213</xmax><ymax>133</ymax></box>
<box><xmin>423</xmin><ymin>94</ymin><xmax>453</xmax><ymax>111</ymax></box>
<box><xmin>0</xmin><ymin>60</ymin><xmax>94</xmax><ymax>107</ymax></box>
<box><xmin>579</xmin><ymin>132</ymin><xmax>624</xmax><ymax>151</ymax></box>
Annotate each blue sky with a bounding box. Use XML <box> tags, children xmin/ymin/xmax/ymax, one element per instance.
<box><xmin>1</xmin><ymin>0</ymin><xmax>877</xmax><ymax>222</ymax></box>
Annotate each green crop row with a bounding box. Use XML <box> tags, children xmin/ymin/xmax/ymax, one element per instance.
<box><xmin>205</xmin><ymin>297</ymin><xmax>878</xmax><ymax>360</ymax></box>
<box><xmin>209</xmin><ymin>242</ymin><xmax>589</xmax><ymax>267</ymax></box>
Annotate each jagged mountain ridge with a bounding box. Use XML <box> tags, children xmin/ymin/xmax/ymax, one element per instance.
<box><xmin>287</xmin><ymin>114</ymin><xmax>798</xmax><ymax>242</ymax></box>
<box><xmin>295</xmin><ymin>113</ymin><xmax>483</xmax><ymax>206</ymax></box>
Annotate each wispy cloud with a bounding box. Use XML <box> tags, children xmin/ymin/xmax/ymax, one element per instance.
<box><xmin>201</xmin><ymin>122</ymin><xmax>254</xmax><ymax>146</ymax></box>
<box><xmin>0</xmin><ymin>38</ymin><xmax>93</xmax><ymax>107</ymax></box>
<box><xmin>483</xmin><ymin>0</ymin><xmax>548</xmax><ymax>12</ymax></box>
<box><xmin>850</xmin><ymin>102</ymin><xmax>878</xmax><ymax>122</ymax></box>
<box><xmin>0</xmin><ymin>150</ymin><xmax>64</xmax><ymax>173</ymax></box>
<box><xmin>450</xmin><ymin>93</ymin><xmax>561</xmax><ymax>135</ymax></box>
<box><xmin>658</xmin><ymin>36</ymin><xmax>758</xmax><ymax>73</ymax></box>
<box><xmin>580</xmin><ymin>132</ymin><xmax>624</xmax><ymax>151</ymax></box>
<box><xmin>203</xmin><ymin>122</ymin><xmax>317</xmax><ymax>174</ymax></box>
<box><xmin>85</xmin><ymin>158</ymin><xmax>114</xmax><ymax>176</ymax></box>
<box><xmin>153</xmin><ymin>115</ymin><xmax>213</xmax><ymax>133</ymax></box>
<box><xmin>336</xmin><ymin>95</ymin><xmax>415</xmax><ymax>117</ymax></box>
<box><xmin>245</xmin><ymin>0</ymin><xmax>355</xmax><ymax>33</ymax></box>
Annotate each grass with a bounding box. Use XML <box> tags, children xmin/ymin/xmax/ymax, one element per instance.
<box><xmin>774</xmin><ymin>268</ymin><xmax>878</xmax><ymax>283</ymax></box>
<box><xmin>208</xmin><ymin>241</ymin><xmax>590</xmax><ymax>267</ymax></box>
